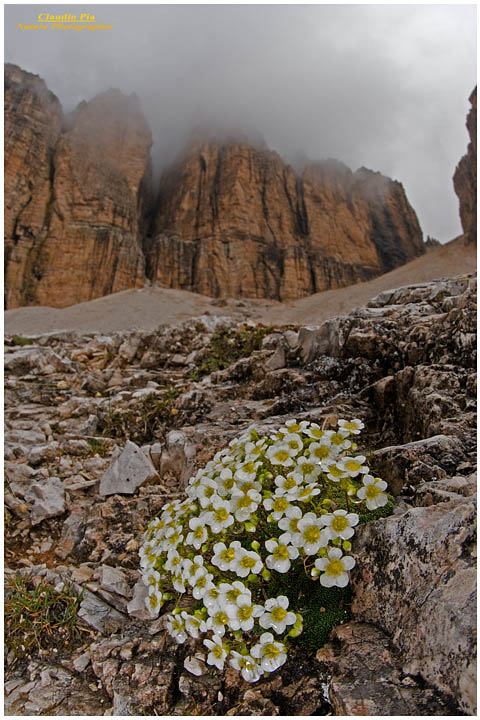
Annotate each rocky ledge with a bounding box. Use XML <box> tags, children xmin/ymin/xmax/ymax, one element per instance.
<box><xmin>4</xmin><ymin>272</ymin><xmax>476</xmax><ymax>715</ymax></box>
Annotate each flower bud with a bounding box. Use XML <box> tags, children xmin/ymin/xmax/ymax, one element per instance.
<box><xmin>248</xmin><ymin>573</ymin><xmax>259</xmax><ymax>584</ymax></box>
<box><xmin>332</xmin><ymin>537</ymin><xmax>342</xmax><ymax>547</ymax></box>
<box><xmin>261</xmin><ymin>568</ymin><xmax>272</xmax><ymax>581</ymax></box>
<box><xmin>342</xmin><ymin>540</ymin><xmax>352</xmax><ymax>552</ymax></box>
<box><xmin>321</xmin><ymin>498</ymin><xmax>332</xmax><ymax>507</ymax></box>
<box><xmin>245</xmin><ymin>522</ymin><xmax>256</xmax><ymax>533</ymax></box>
<box><xmin>267</xmin><ymin>514</ymin><xmax>274</xmax><ymax>523</ymax></box>
<box><xmin>250</xmin><ymin>540</ymin><xmax>260</xmax><ymax>551</ymax></box>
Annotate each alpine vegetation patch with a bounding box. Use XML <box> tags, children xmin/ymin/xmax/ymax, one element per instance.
<box><xmin>139</xmin><ymin>418</ymin><xmax>391</xmax><ymax>682</ymax></box>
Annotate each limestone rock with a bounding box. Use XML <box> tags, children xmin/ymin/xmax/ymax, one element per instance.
<box><xmin>4</xmin><ymin>64</ymin><xmax>152</xmax><ymax>309</ymax></box>
<box><xmin>453</xmin><ymin>87</ymin><xmax>477</xmax><ymax>244</ymax></box>
<box><xmin>26</xmin><ymin>476</ymin><xmax>66</xmax><ymax>525</ymax></box>
<box><xmin>351</xmin><ymin>498</ymin><xmax>477</xmax><ymax>714</ymax></box>
<box><xmin>147</xmin><ymin>140</ymin><xmax>424</xmax><ymax>301</ymax></box>
<box><xmin>99</xmin><ymin>440</ymin><xmax>158</xmax><ymax>496</ymax></box>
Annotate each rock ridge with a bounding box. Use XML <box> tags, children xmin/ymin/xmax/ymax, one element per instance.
<box><xmin>453</xmin><ymin>86</ymin><xmax>477</xmax><ymax>244</ymax></box>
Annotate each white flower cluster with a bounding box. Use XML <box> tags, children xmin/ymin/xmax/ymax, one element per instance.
<box><xmin>139</xmin><ymin>418</ymin><xmax>388</xmax><ymax>682</ymax></box>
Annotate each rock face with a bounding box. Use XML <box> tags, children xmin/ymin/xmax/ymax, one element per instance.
<box><xmin>4</xmin><ymin>64</ymin><xmax>152</xmax><ymax>309</ymax></box>
<box><xmin>146</xmin><ymin>140</ymin><xmax>424</xmax><ymax>300</ymax></box>
<box><xmin>454</xmin><ymin>87</ymin><xmax>477</xmax><ymax>244</ymax></box>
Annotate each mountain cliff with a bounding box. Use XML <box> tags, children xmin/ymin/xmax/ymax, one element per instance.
<box><xmin>5</xmin><ymin>64</ymin><xmax>152</xmax><ymax>309</ymax></box>
<box><xmin>146</xmin><ymin>141</ymin><xmax>424</xmax><ymax>301</ymax></box>
<box><xmin>5</xmin><ymin>64</ymin><xmax>426</xmax><ymax>308</ymax></box>
<box><xmin>453</xmin><ymin>87</ymin><xmax>477</xmax><ymax>244</ymax></box>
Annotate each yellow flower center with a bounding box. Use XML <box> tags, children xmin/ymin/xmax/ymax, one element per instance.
<box><xmin>328</xmin><ymin>465</ymin><xmax>344</xmax><ymax>478</ymax></box>
<box><xmin>196</xmin><ymin>575</ymin><xmax>207</xmax><ymax>588</ymax></box>
<box><xmin>238</xmin><ymin>605</ymin><xmax>253</xmax><ymax>621</ymax></box>
<box><xmin>310</xmin><ymin>428</ymin><xmax>324</xmax><ymax>438</ymax></box>
<box><xmin>287</xmin><ymin>424</ymin><xmax>301</xmax><ymax>433</ymax></box>
<box><xmin>326</xmin><ymin>558</ymin><xmax>345</xmax><ymax>576</ymax></box>
<box><xmin>243</xmin><ymin>462</ymin><xmax>256</xmax><ymax>474</ymax></box>
<box><xmin>289</xmin><ymin>518</ymin><xmax>299</xmax><ymax>532</ymax></box>
<box><xmin>237</xmin><ymin>495</ymin><xmax>253</xmax><ymax>509</ymax></box>
<box><xmin>264</xmin><ymin>643</ymin><xmax>280</xmax><ymax>658</ymax></box>
<box><xmin>223</xmin><ymin>477</ymin><xmax>234</xmax><ymax>489</ymax></box>
<box><xmin>301</xmin><ymin>463</ymin><xmax>315</xmax><ymax>475</ymax></box>
<box><xmin>240</xmin><ymin>555</ymin><xmax>256</xmax><ymax>569</ymax></box>
<box><xmin>212</xmin><ymin>644</ymin><xmax>224</xmax><ymax>658</ymax></box>
<box><xmin>313</xmin><ymin>445</ymin><xmax>330</xmax><ymax>459</ymax></box>
<box><xmin>331</xmin><ymin>433</ymin><xmax>345</xmax><ymax>445</ymax></box>
<box><xmin>345</xmin><ymin>460</ymin><xmax>361</xmax><ymax>472</ymax></box>
<box><xmin>194</xmin><ymin>526</ymin><xmax>204</xmax><ymax>539</ymax></box>
<box><xmin>366</xmin><ymin>485</ymin><xmax>382</xmax><ymax>500</ymax></box>
<box><xmin>288</xmin><ymin>440</ymin><xmax>300</xmax><ymax>450</ymax></box>
<box><xmin>273</xmin><ymin>544</ymin><xmax>290</xmax><ymax>561</ymax></box>
<box><xmin>227</xmin><ymin>587</ymin><xmax>242</xmax><ymax>602</ymax></box>
<box><xmin>271</xmin><ymin>606</ymin><xmax>287</xmax><ymax>623</ymax></box>
<box><xmin>215</xmin><ymin>611</ymin><xmax>229</xmax><ymax>625</ymax></box>
<box><xmin>273</xmin><ymin>497</ymin><xmax>288</xmax><ymax>513</ymax></box>
<box><xmin>204</xmin><ymin>486</ymin><xmax>215</xmax><ymax>497</ymax></box>
<box><xmin>214</xmin><ymin>507</ymin><xmax>229</xmax><ymax>523</ymax></box>
<box><xmin>221</xmin><ymin>548</ymin><xmax>235</xmax><ymax>562</ymax></box>
<box><xmin>304</xmin><ymin>526</ymin><xmax>321</xmax><ymax>544</ymax></box>
<box><xmin>274</xmin><ymin>450</ymin><xmax>290</xmax><ymax>463</ymax></box>
<box><xmin>331</xmin><ymin>516</ymin><xmax>348</xmax><ymax>532</ymax></box>
<box><xmin>344</xmin><ymin>421</ymin><xmax>358</xmax><ymax>430</ymax></box>
<box><xmin>149</xmin><ymin>595</ymin><xmax>158</xmax><ymax>609</ymax></box>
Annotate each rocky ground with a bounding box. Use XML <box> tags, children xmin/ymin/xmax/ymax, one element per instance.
<box><xmin>4</xmin><ymin>273</ymin><xmax>477</xmax><ymax>716</ymax></box>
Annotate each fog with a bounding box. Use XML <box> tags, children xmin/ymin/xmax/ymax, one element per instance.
<box><xmin>4</xmin><ymin>4</ymin><xmax>476</xmax><ymax>242</ymax></box>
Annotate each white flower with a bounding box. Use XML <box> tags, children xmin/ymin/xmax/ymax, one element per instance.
<box><xmin>181</xmin><ymin>611</ymin><xmax>205</xmax><ymax>639</ymax></box>
<box><xmin>357</xmin><ymin>475</ymin><xmax>388</xmax><ymax>510</ymax></box>
<box><xmin>259</xmin><ymin>595</ymin><xmax>296</xmax><ymax>633</ymax></box>
<box><xmin>244</xmin><ymin>438</ymin><xmax>267</xmax><ymax>462</ymax></box>
<box><xmin>337</xmin><ymin>455</ymin><xmax>369</xmax><ymax>478</ymax></box>
<box><xmin>251</xmin><ymin>632</ymin><xmax>287</xmax><ymax>673</ymax></box>
<box><xmin>145</xmin><ymin>587</ymin><xmax>163</xmax><ymax>616</ymax></box>
<box><xmin>292</xmin><ymin>512</ymin><xmax>329</xmax><ymax>555</ymax></box>
<box><xmin>328</xmin><ymin>430</ymin><xmax>352</xmax><ymax>452</ymax></box>
<box><xmin>314</xmin><ymin>547</ymin><xmax>355</xmax><ymax>588</ymax></box>
<box><xmin>321</xmin><ymin>509</ymin><xmax>359</xmax><ymax>540</ymax></box>
<box><xmin>265</xmin><ymin>537</ymin><xmax>299</xmax><ymax>573</ymax></box>
<box><xmin>165</xmin><ymin>613</ymin><xmax>188</xmax><ymax>644</ymax></box>
<box><xmin>266</xmin><ymin>442</ymin><xmax>295</xmax><ymax>467</ymax></box>
<box><xmin>172</xmin><ymin>572</ymin><xmax>186</xmax><ymax>594</ymax></box>
<box><xmin>308</xmin><ymin>439</ymin><xmax>334</xmax><ymax>463</ymax></box>
<box><xmin>304</xmin><ymin>422</ymin><xmax>326</xmax><ymax>440</ymax></box>
<box><xmin>203</xmin><ymin>582</ymin><xmax>222</xmax><ymax>611</ymax></box>
<box><xmin>229</xmin><ymin>651</ymin><xmax>263</xmax><ymax>683</ymax></box>
<box><xmin>294</xmin><ymin>483</ymin><xmax>321</xmax><ymax>503</ymax></box>
<box><xmin>205</xmin><ymin>497</ymin><xmax>234</xmax><ymax>533</ymax></box>
<box><xmin>228</xmin><ymin>599</ymin><xmax>264</xmax><ymax>632</ymax></box>
<box><xmin>235</xmin><ymin>460</ymin><xmax>261</xmax><ymax>482</ymax></box>
<box><xmin>217</xmin><ymin>467</ymin><xmax>235</xmax><ymax>496</ymax></box>
<box><xmin>205</xmin><ymin>607</ymin><xmax>232</xmax><ymax>637</ymax></box>
<box><xmin>186</xmin><ymin>517</ymin><xmax>208</xmax><ymax>549</ymax></box>
<box><xmin>283</xmin><ymin>419</ymin><xmax>309</xmax><ymax>434</ymax></box>
<box><xmin>263</xmin><ymin>494</ymin><xmax>291</xmax><ymax>520</ymax></box>
<box><xmin>274</xmin><ymin>473</ymin><xmax>303</xmax><ymax>495</ymax></box>
<box><xmin>231</xmin><ymin>548</ymin><xmax>263</xmax><ymax>578</ymax></box>
<box><xmin>163</xmin><ymin>526</ymin><xmax>184</xmax><ymax>551</ymax></box>
<box><xmin>231</xmin><ymin>488</ymin><xmax>261</xmax><ymax>522</ymax></box>
<box><xmin>283</xmin><ymin>433</ymin><xmax>304</xmax><ymax>456</ymax></box>
<box><xmin>164</xmin><ymin>548</ymin><xmax>182</xmax><ymax>573</ymax></box>
<box><xmin>338</xmin><ymin>418</ymin><xmax>364</xmax><ymax>435</ymax></box>
<box><xmin>182</xmin><ymin>555</ymin><xmax>206</xmax><ymax>586</ymax></box>
<box><xmin>218</xmin><ymin>580</ymin><xmax>250</xmax><ymax>606</ymax></box>
<box><xmin>196</xmin><ymin>478</ymin><xmax>219</xmax><ymax>508</ymax></box>
<box><xmin>191</xmin><ymin>570</ymin><xmax>213</xmax><ymax>600</ymax></box>
<box><xmin>278</xmin><ymin>505</ymin><xmax>303</xmax><ymax>535</ymax></box>
<box><xmin>321</xmin><ymin>461</ymin><xmax>348</xmax><ymax>482</ymax></box>
<box><xmin>143</xmin><ymin>568</ymin><xmax>161</xmax><ymax>590</ymax></box>
<box><xmin>211</xmin><ymin>540</ymin><xmax>242</xmax><ymax>572</ymax></box>
<box><xmin>204</xmin><ymin>634</ymin><xmax>228</xmax><ymax>670</ymax></box>
<box><xmin>293</xmin><ymin>457</ymin><xmax>321</xmax><ymax>483</ymax></box>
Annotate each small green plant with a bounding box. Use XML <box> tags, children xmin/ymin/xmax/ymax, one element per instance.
<box><xmin>98</xmin><ymin>387</ymin><xmax>180</xmax><ymax>444</ymax></box>
<box><xmin>139</xmin><ymin>418</ymin><xmax>392</xmax><ymax>683</ymax></box>
<box><xmin>5</xmin><ymin>335</ymin><xmax>34</xmax><ymax>347</ymax></box>
<box><xmin>188</xmin><ymin>325</ymin><xmax>277</xmax><ymax>381</ymax></box>
<box><xmin>5</xmin><ymin>576</ymin><xmax>86</xmax><ymax>659</ymax></box>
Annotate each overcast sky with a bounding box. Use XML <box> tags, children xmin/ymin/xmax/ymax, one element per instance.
<box><xmin>4</xmin><ymin>4</ymin><xmax>477</xmax><ymax>242</ymax></box>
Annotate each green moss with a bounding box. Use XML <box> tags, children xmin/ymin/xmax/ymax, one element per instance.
<box><xmin>5</xmin><ymin>335</ymin><xmax>34</xmax><ymax>347</ymax></box>
<box><xmin>97</xmin><ymin>387</ymin><xmax>180</xmax><ymax>444</ymax></box>
<box><xmin>5</xmin><ymin>576</ymin><xmax>86</xmax><ymax>661</ymax></box>
<box><xmin>87</xmin><ymin>438</ymin><xmax>109</xmax><ymax>457</ymax></box>
<box><xmin>188</xmin><ymin>325</ymin><xmax>277</xmax><ymax>381</ymax></box>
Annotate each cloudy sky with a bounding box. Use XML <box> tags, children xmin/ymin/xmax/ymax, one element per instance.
<box><xmin>4</xmin><ymin>4</ymin><xmax>476</xmax><ymax>242</ymax></box>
